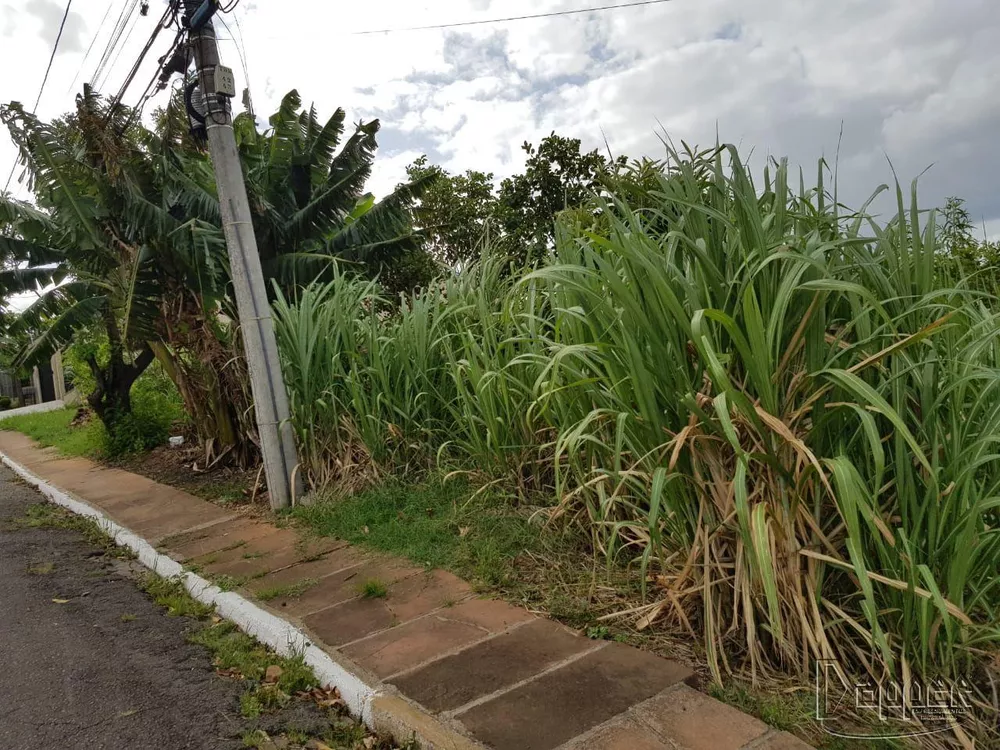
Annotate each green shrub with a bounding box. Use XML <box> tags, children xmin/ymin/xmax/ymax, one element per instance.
<box><xmin>65</xmin><ymin>329</ymin><xmax>186</xmax><ymax>457</ymax></box>
<box><xmin>102</xmin><ymin>409</ymin><xmax>168</xmax><ymax>457</ymax></box>
<box><xmin>0</xmin><ymin>396</ymin><xmax>11</xmax><ymax>410</ymax></box>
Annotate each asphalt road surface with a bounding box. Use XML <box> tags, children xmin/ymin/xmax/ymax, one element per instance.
<box><xmin>0</xmin><ymin>464</ymin><xmax>324</xmax><ymax>749</ymax></box>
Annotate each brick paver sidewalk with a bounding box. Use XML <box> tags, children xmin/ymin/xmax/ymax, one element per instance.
<box><xmin>0</xmin><ymin>430</ymin><xmax>812</xmax><ymax>750</ymax></box>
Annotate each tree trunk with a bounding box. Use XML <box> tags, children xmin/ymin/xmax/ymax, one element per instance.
<box><xmin>85</xmin><ymin>343</ymin><xmax>155</xmax><ymax>433</ymax></box>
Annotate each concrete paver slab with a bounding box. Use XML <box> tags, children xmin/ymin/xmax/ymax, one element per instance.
<box><xmin>747</xmin><ymin>731</ymin><xmax>815</xmax><ymax>750</ymax></box>
<box><xmin>453</xmin><ymin>643</ymin><xmax>692</xmax><ymax>750</ymax></box>
<box><xmin>392</xmin><ymin>619</ymin><xmax>595</xmax><ymax>713</ymax></box>
<box><xmin>561</xmin><ymin>714</ymin><xmax>677</xmax><ymax>750</ymax></box>
<box><xmin>160</xmin><ymin>518</ymin><xmax>278</xmax><ymax>561</ymax></box>
<box><xmin>302</xmin><ymin>569</ymin><xmax>473</xmax><ymax>647</ymax></box>
<box><xmin>632</xmin><ymin>684</ymin><xmax>769</xmax><ymax>750</ymax></box>
<box><xmin>266</xmin><ymin>557</ymin><xmax>424</xmax><ymax>617</ymax></box>
<box><xmin>342</xmin><ymin>599</ymin><xmax>535</xmax><ymax>679</ymax></box>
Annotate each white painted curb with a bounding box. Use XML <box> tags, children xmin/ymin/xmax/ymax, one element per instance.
<box><xmin>0</xmin><ymin>449</ymin><xmax>382</xmax><ymax>726</ymax></box>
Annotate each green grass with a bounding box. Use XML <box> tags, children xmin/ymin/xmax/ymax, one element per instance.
<box><xmin>140</xmin><ymin>574</ymin><xmax>214</xmax><ymax>618</ymax></box>
<box><xmin>255</xmin><ymin>579</ymin><xmax>318</xmax><ymax>602</ymax></box>
<box><xmin>211</xmin><ymin>573</ymin><xmax>251</xmax><ymax>592</ymax></box>
<box><xmin>0</xmin><ymin>407</ymin><xmax>101</xmax><ymax>458</ymax></box>
<box><xmin>358</xmin><ymin>578</ymin><xmax>388</xmax><ymax>599</ymax></box>
<box><xmin>140</xmin><ymin>574</ymin><xmax>325</xmax><ymax>724</ymax></box>
<box><xmin>294</xmin><ymin>477</ymin><xmax>545</xmax><ymax>589</ymax></box>
<box><xmin>188</xmin><ymin>620</ymin><xmax>316</xmax><ymax>693</ymax></box>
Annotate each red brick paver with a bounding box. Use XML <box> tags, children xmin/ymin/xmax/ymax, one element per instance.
<box><xmin>0</xmin><ymin>430</ymin><xmax>814</xmax><ymax>750</ymax></box>
<box><xmin>631</xmin><ymin>684</ymin><xmax>770</xmax><ymax>750</ymax></box>
<box><xmin>565</xmin><ymin>715</ymin><xmax>675</xmax><ymax>750</ymax></box>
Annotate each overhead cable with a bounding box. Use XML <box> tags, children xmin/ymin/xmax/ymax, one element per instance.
<box><xmin>353</xmin><ymin>0</ymin><xmax>676</xmax><ymax>35</ymax></box>
<box><xmin>3</xmin><ymin>0</ymin><xmax>75</xmax><ymax>193</ymax></box>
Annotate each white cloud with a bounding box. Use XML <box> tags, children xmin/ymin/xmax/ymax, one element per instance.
<box><xmin>1</xmin><ymin>0</ymin><xmax>997</xmax><ymax>231</ymax></box>
<box><xmin>25</xmin><ymin>0</ymin><xmax>87</xmax><ymax>53</ymax></box>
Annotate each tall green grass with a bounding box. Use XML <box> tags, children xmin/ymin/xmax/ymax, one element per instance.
<box><xmin>273</xmin><ymin>144</ymin><xmax>1000</xmax><ymax>700</ymax></box>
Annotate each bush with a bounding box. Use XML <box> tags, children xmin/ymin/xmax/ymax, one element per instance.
<box><xmin>0</xmin><ymin>396</ymin><xmax>11</xmax><ymax>410</ymax></box>
<box><xmin>102</xmin><ymin>410</ymin><xmax>168</xmax><ymax>457</ymax></box>
<box><xmin>100</xmin><ymin>366</ymin><xmax>186</xmax><ymax>458</ymax></box>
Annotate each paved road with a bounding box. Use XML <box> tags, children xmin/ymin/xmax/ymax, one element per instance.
<box><xmin>0</xmin><ymin>464</ymin><xmax>319</xmax><ymax>749</ymax></box>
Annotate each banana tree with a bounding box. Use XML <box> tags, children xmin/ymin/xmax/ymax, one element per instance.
<box><xmin>137</xmin><ymin>90</ymin><xmax>441</xmax><ymax>465</ymax></box>
<box><xmin>0</xmin><ymin>91</ymin><xmax>227</xmax><ymax>433</ymax></box>
<box><xmin>167</xmin><ymin>89</ymin><xmax>439</xmax><ymax>297</ymax></box>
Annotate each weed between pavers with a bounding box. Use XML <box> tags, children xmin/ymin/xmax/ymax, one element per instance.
<box><xmin>256</xmin><ymin>579</ymin><xmax>318</xmax><ymax>602</ymax></box>
<box><xmin>213</xmin><ymin>573</ymin><xmax>252</xmax><ymax>591</ymax></box>
<box><xmin>358</xmin><ymin>579</ymin><xmax>388</xmax><ymax>599</ymax></box>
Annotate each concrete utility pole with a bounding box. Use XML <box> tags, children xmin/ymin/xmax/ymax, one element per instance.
<box><xmin>183</xmin><ymin>0</ymin><xmax>300</xmax><ymax>509</ymax></box>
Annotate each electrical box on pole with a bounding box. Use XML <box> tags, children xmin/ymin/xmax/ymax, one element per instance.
<box><xmin>213</xmin><ymin>65</ymin><xmax>236</xmax><ymax>98</ymax></box>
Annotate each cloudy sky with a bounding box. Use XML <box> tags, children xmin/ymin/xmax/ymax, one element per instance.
<box><xmin>1</xmin><ymin>0</ymin><xmax>999</xmax><ymax>237</ymax></box>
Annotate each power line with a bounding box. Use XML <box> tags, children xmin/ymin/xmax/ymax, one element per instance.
<box><xmin>90</xmin><ymin>0</ymin><xmax>132</xmax><ymax>87</ymax></box>
<box><xmin>66</xmin><ymin>1</ymin><xmax>114</xmax><ymax>95</ymax></box>
<box><xmin>3</xmin><ymin>0</ymin><xmax>75</xmax><ymax>193</ymax></box>
<box><xmin>97</xmin><ymin>2</ymin><xmax>142</xmax><ymax>91</ymax></box>
<box><xmin>216</xmin><ymin>13</ymin><xmax>252</xmax><ymax>116</ymax></box>
<box><xmin>31</xmin><ymin>0</ymin><xmax>75</xmax><ymax>112</ymax></box>
<box><xmin>92</xmin><ymin>0</ymin><xmax>139</xmax><ymax>91</ymax></box>
<box><xmin>353</xmin><ymin>0</ymin><xmax>676</xmax><ymax>35</ymax></box>
<box><xmin>104</xmin><ymin>4</ymin><xmax>173</xmax><ymax>121</ymax></box>
<box><xmin>119</xmin><ymin>26</ymin><xmax>185</xmax><ymax>132</ymax></box>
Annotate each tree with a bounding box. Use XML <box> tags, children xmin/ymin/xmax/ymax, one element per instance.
<box><xmin>407</xmin><ymin>134</ymin><xmax>627</xmax><ymax>268</ymax></box>
<box><xmin>0</xmin><ymin>91</ymin><xmax>226</xmax><ymax>434</ymax></box>
<box><xmin>941</xmin><ymin>196</ymin><xmax>1000</xmax><ymax>291</ymax></box>
<box><xmin>405</xmin><ymin>156</ymin><xmax>497</xmax><ymax>268</ymax></box>
<box><xmin>233</xmin><ymin>90</ymin><xmax>438</xmax><ymax>296</ymax></box>
<box><xmin>942</xmin><ymin>196</ymin><xmax>975</xmax><ymax>255</ymax></box>
<box><xmin>494</xmin><ymin>134</ymin><xmax>625</xmax><ymax>263</ymax></box>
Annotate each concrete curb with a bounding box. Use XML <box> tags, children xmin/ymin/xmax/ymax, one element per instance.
<box><xmin>0</xmin><ymin>449</ymin><xmax>382</xmax><ymax>726</ymax></box>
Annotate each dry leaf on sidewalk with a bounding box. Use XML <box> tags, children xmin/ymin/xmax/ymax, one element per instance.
<box><xmin>52</xmin><ymin>598</ymin><xmax>69</xmax><ymax>604</ymax></box>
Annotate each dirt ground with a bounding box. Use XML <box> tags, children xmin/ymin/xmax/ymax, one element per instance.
<box><xmin>114</xmin><ymin>443</ymin><xmax>265</xmax><ymax>510</ymax></box>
